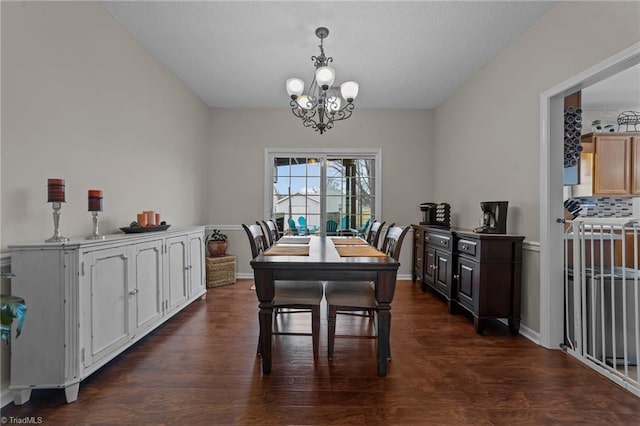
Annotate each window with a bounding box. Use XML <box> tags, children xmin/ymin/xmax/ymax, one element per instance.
<box><xmin>265</xmin><ymin>149</ymin><xmax>381</xmax><ymax>235</ymax></box>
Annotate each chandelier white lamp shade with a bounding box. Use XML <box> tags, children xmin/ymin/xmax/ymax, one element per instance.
<box><xmin>286</xmin><ymin>27</ymin><xmax>359</xmax><ymax>134</ymax></box>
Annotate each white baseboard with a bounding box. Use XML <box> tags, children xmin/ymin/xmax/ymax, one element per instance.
<box><xmin>497</xmin><ymin>318</ymin><xmax>540</xmax><ymax>345</ymax></box>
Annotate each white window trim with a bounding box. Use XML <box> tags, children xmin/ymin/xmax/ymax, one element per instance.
<box><xmin>264</xmin><ymin>148</ymin><xmax>383</xmax><ymax>225</ymax></box>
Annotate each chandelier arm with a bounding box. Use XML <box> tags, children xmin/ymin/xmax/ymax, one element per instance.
<box><xmin>329</xmin><ymin>103</ymin><xmax>355</xmax><ymax>122</ymax></box>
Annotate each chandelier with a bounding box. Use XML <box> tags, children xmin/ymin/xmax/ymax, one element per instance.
<box><xmin>286</xmin><ymin>27</ymin><xmax>359</xmax><ymax>135</ymax></box>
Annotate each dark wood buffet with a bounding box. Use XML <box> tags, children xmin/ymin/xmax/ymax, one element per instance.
<box><xmin>411</xmin><ymin>225</ymin><xmax>525</xmax><ymax>335</ymax></box>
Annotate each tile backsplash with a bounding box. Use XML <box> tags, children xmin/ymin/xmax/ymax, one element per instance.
<box><xmin>571</xmin><ymin>196</ymin><xmax>636</xmax><ymax>217</ymax></box>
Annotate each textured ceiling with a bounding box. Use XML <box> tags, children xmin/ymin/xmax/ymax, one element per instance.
<box><xmin>100</xmin><ymin>1</ymin><xmax>562</xmax><ymax>109</ymax></box>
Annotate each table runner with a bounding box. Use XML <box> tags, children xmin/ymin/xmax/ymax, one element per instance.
<box><xmin>264</xmin><ymin>245</ymin><xmax>309</xmax><ymax>256</ymax></box>
<box><xmin>335</xmin><ymin>245</ymin><xmax>388</xmax><ymax>257</ymax></box>
<box><xmin>331</xmin><ymin>237</ymin><xmax>368</xmax><ymax>245</ymax></box>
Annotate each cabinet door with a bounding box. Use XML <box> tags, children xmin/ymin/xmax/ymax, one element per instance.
<box><xmin>632</xmin><ymin>137</ymin><xmax>640</xmax><ymax>195</ymax></box>
<box><xmin>82</xmin><ymin>246</ymin><xmax>134</xmax><ymax>368</ymax></box>
<box><xmin>593</xmin><ymin>135</ymin><xmax>631</xmax><ymax>195</ymax></box>
<box><xmin>133</xmin><ymin>240</ymin><xmax>163</xmax><ymax>332</ymax></box>
<box><xmin>424</xmin><ymin>246</ymin><xmax>435</xmax><ymax>284</ymax></box>
<box><xmin>188</xmin><ymin>232</ymin><xmax>206</xmax><ymax>297</ymax></box>
<box><xmin>456</xmin><ymin>256</ymin><xmax>478</xmax><ymax>312</ymax></box>
<box><xmin>165</xmin><ymin>235</ymin><xmax>189</xmax><ymax>314</ymax></box>
<box><xmin>434</xmin><ymin>250</ymin><xmax>452</xmax><ymax>298</ymax></box>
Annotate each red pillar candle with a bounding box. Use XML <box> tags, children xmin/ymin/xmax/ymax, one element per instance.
<box><xmin>88</xmin><ymin>189</ymin><xmax>103</xmax><ymax>211</ymax></box>
<box><xmin>47</xmin><ymin>178</ymin><xmax>66</xmax><ymax>203</ymax></box>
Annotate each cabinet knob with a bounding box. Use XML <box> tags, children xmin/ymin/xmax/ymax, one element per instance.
<box><xmin>128</xmin><ymin>289</ymin><xmax>139</xmax><ymax>295</ymax></box>
<box><xmin>454</xmin><ymin>274</ymin><xmax>459</xmax><ymax>280</ymax></box>
<box><xmin>440</xmin><ymin>240</ymin><xmax>447</xmax><ymax>245</ymax></box>
<box><xmin>462</xmin><ymin>245</ymin><xmax>468</xmax><ymax>250</ymax></box>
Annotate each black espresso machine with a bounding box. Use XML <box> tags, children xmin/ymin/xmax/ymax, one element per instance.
<box><xmin>474</xmin><ymin>201</ymin><xmax>508</xmax><ymax>234</ymax></box>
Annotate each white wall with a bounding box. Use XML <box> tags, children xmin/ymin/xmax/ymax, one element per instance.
<box><xmin>0</xmin><ymin>1</ymin><xmax>211</xmax><ymax>403</ymax></box>
<box><xmin>206</xmin><ymin>108</ymin><xmax>434</xmax><ymax>281</ymax></box>
<box><xmin>433</xmin><ymin>1</ymin><xmax>640</xmax><ymax>239</ymax></box>
<box><xmin>432</xmin><ymin>1</ymin><xmax>640</xmax><ymax>334</ymax></box>
<box><xmin>1</xmin><ymin>1</ymin><xmax>211</xmax><ymax>250</ymax></box>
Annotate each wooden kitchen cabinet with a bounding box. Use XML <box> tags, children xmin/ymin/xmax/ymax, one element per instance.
<box><xmin>581</xmin><ymin>133</ymin><xmax>639</xmax><ymax>196</ymax></box>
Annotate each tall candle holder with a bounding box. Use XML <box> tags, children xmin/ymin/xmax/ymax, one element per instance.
<box><xmin>86</xmin><ymin>189</ymin><xmax>105</xmax><ymax>240</ymax></box>
<box><xmin>45</xmin><ymin>178</ymin><xmax>69</xmax><ymax>242</ymax></box>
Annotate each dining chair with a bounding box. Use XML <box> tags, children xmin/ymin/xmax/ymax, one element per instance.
<box><xmin>364</xmin><ymin>220</ymin><xmax>378</xmax><ymax>242</ymax></box>
<box><xmin>325</xmin><ymin>225</ymin><xmax>410</xmax><ymax>360</ymax></box>
<box><xmin>242</xmin><ymin>223</ymin><xmax>323</xmax><ymax>359</ymax></box>
<box><xmin>256</xmin><ymin>221</ymin><xmax>273</xmax><ymax>248</ymax></box>
<box><xmin>367</xmin><ymin>220</ymin><xmax>386</xmax><ymax>248</ymax></box>
<box><xmin>375</xmin><ymin>222</ymin><xmax>395</xmax><ymax>250</ymax></box>
<box><xmin>263</xmin><ymin>219</ymin><xmax>280</xmax><ymax>245</ymax></box>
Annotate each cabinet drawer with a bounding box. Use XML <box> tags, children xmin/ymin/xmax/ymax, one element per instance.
<box><xmin>457</xmin><ymin>239</ymin><xmax>478</xmax><ymax>258</ymax></box>
<box><xmin>425</xmin><ymin>233</ymin><xmax>451</xmax><ymax>250</ymax></box>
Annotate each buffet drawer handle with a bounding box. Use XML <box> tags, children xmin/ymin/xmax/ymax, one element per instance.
<box><xmin>440</xmin><ymin>240</ymin><xmax>447</xmax><ymax>245</ymax></box>
<box><xmin>454</xmin><ymin>274</ymin><xmax>459</xmax><ymax>280</ymax></box>
<box><xmin>462</xmin><ymin>244</ymin><xmax>468</xmax><ymax>250</ymax></box>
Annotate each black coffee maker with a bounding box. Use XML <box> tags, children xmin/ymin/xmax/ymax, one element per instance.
<box><xmin>474</xmin><ymin>201</ymin><xmax>508</xmax><ymax>234</ymax></box>
<box><xmin>420</xmin><ymin>202</ymin><xmax>438</xmax><ymax>225</ymax></box>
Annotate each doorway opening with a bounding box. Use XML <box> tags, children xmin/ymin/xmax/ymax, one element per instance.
<box><xmin>540</xmin><ymin>43</ymin><xmax>640</xmax><ymax>394</ymax></box>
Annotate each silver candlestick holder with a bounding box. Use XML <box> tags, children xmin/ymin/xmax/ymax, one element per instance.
<box><xmin>45</xmin><ymin>202</ymin><xmax>69</xmax><ymax>242</ymax></box>
<box><xmin>86</xmin><ymin>211</ymin><xmax>105</xmax><ymax>240</ymax></box>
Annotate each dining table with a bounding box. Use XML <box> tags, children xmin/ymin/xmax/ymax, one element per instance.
<box><xmin>250</xmin><ymin>235</ymin><xmax>400</xmax><ymax>376</ymax></box>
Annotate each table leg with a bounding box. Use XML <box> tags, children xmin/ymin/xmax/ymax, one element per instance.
<box><xmin>259</xmin><ymin>303</ymin><xmax>272</xmax><ymax>374</ymax></box>
<box><xmin>375</xmin><ymin>270</ymin><xmax>396</xmax><ymax>377</ymax></box>
<box><xmin>254</xmin><ymin>270</ymin><xmax>275</xmax><ymax>374</ymax></box>
<box><xmin>376</xmin><ymin>308</ymin><xmax>391</xmax><ymax>376</ymax></box>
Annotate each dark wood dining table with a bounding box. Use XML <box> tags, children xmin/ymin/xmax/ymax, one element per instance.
<box><xmin>250</xmin><ymin>235</ymin><xmax>400</xmax><ymax>376</ymax></box>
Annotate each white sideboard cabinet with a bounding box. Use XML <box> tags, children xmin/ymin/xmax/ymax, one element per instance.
<box><xmin>8</xmin><ymin>227</ymin><xmax>206</xmax><ymax>404</ymax></box>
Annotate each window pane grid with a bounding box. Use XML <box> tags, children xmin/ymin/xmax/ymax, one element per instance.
<box><xmin>270</xmin><ymin>153</ymin><xmax>376</xmax><ymax>235</ymax></box>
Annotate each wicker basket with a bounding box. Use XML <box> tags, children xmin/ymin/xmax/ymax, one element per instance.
<box><xmin>205</xmin><ymin>255</ymin><xmax>236</xmax><ymax>288</ymax></box>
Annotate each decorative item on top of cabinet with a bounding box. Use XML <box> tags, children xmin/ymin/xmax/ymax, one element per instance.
<box><xmin>617</xmin><ymin>111</ymin><xmax>640</xmax><ymax>132</ymax></box>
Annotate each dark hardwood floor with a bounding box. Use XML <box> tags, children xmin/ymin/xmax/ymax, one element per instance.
<box><xmin>2</xmin><ymin>279</ymin><xmax>639</xmax><ymax>425</ymax></box>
